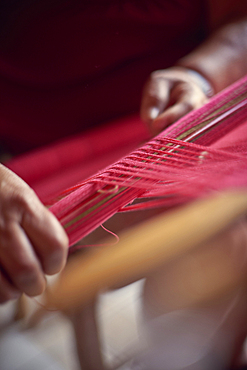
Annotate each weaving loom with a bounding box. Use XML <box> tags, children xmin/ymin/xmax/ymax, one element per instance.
<box><xmin>6</xmin><ymin>74</ymin><xmax>247</xmax><ymax>312</ymax></box>
<box><xmin>4</xmin><ymin>74</ymin><xmax>247</xmax><ymax>370</ymax></box>
<box><xmin>49</xmin><ymin>74</ymin><xmax>247</xmax><ymax>248</ymax></box>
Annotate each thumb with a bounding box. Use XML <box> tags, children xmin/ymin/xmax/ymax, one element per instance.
<box><xmin>140</xmin><ymin>76</ymin><xmax>171</xmax><ymax>125</ymax></box>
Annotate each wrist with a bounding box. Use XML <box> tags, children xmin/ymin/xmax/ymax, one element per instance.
<box><xmin>174</xmin><ymin>65</ymin><xmax>215</xmax><ymax>98</ymax></box>
<box><xmin>186</xmin><ymin>69</ymin><xmax>215</xmax><ymax>98</ymax></box>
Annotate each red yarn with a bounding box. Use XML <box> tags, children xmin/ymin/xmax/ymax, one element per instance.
<box><xmin>48</xmin><ymin>75</ymin><xmax>247</xmax><ymax>246</ymax></box>
<box><xmin>4</xmin><ymin>75</ymin><xmax>247</xmax><ymax>247</ymax></box>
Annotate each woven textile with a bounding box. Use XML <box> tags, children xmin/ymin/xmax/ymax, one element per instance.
<box><xmin>6</xmin><ymin>75</ymin><xmax>247</xmax><ymax>247</ymax></box>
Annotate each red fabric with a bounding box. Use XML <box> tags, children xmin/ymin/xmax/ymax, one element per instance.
<box><xmin>0</xmin><ymin>0</ymin><xmax>206</xmax><ymax>153</ymax></box>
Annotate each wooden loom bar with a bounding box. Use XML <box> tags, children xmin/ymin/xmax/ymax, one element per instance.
<box><xmin>46</xmin><ymin>190</ymin><xmax>247</xmax><ymax>311</ymax></box>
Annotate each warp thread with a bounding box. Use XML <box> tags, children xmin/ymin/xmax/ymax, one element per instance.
<box><xmin>49</xmin><ymin>75</ymin><xmax>247</xmax><ymax>247</ymax></box>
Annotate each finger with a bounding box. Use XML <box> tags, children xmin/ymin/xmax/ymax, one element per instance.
<box><xmin>0</xmin><ymin>164</ymin><xmax>68</xmax><ymax>275</ymax></box>
<box><xmin>22</xmin><ymin>202</ymin><xmax>68</xmax><ymax>276</ymax></box>
<box><xmin>152</xmin><ymin>83</ymin><xmax>208</xmax><ymax>132</ymax></box>
<box><xmin>152</xmin><ymin>100</ymin><xmax>193</xmax><ymax>132</ymax></box>
<box><xmin>0</xmin><ymin>269</ymin><xmax>21</xmax><ymax>303</ymax></box>
<box><xmin>0</xmin><ymin>221</ymin><xmax>46</xmax><ymax>297</ymax></box>
<box><xmin>140</xmin><ymin>73</ymin><xmax>171</xmax><ymax>124</ymax></box>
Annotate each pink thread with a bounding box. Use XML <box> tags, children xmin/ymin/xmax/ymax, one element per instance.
<box><xmin>33</xmin><ymin>298</ymin><xmax>59</xmax><ymax>312</ymax></box>
<box><xmin>47</xmin><ymin>75</ymin><xmax>247</xmax><ymax>248</ymax></box>
<box><xmin>69</xmin><ymin>224</ymin><xmax>119</xmax><ymax>253</ymax></box>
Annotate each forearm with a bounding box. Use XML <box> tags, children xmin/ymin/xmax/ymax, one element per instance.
<box><xmin>177</xmin><ymin>18</ymin><xmax>247</xmax><ymax>94</ymax></box>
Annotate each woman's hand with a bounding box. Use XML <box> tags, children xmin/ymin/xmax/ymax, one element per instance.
<box><xmin>140</xmin><ymin>67</ymin><xmax>213</xmax><ymax>134</ymax></box>
<box><xmin>0</xmin><ymin>164</ymin><xmax>68</xmax><ymax>303</ymax></box>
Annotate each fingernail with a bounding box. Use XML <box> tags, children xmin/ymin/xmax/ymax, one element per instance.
<box><xmin>18</xmin><ymin>272</ymin><xmax>46</xmax><ymax>296</ymax></box>
<box><xmin>45</xmin><ymin>250</ymin><xmax>66</xmax><ymax>275</ymax></box>
<box><xmin>149</xmin><ymin>107</ymin><xmax>160</xmax><ymax>120</ymax></box>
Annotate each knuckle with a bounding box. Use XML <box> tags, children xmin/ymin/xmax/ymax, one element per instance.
<box><xmin>8</xmin><ymin>192</ymin><xmax>34</xmax><ymax>220</ymax></box>
<box><xmin>0</xmin><ymin>192</ymin><xmax>35</xmax><ymax>227</ymax></box>
<box><xmin>150</xmin><ymin>69</ymin><xmax>165</xmax><ymax>80</ymax></box>
<box><xmin>150</xmin><ymin>70</ymin><xmax>160</xmax><ymax>80</ymax></box>
<box><xmin>22</xmin><ymin>197</ymin><xmax>49</xmax><ymax>228</ymax></box>
<box><xmin>149</xmin><ymin>71</ymin><xmax>168</xmax><ymax>89</ymax></box>
<box><xmin>17</xmin><ymin>190</ymin><xmax>37</xmax><ymax>212</ymax></box>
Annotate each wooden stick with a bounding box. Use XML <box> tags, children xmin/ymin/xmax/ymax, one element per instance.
<box><xmin>45</xmin><ymin>190</ymin><xmax>247</xmax><ymax>312</ymax></box>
